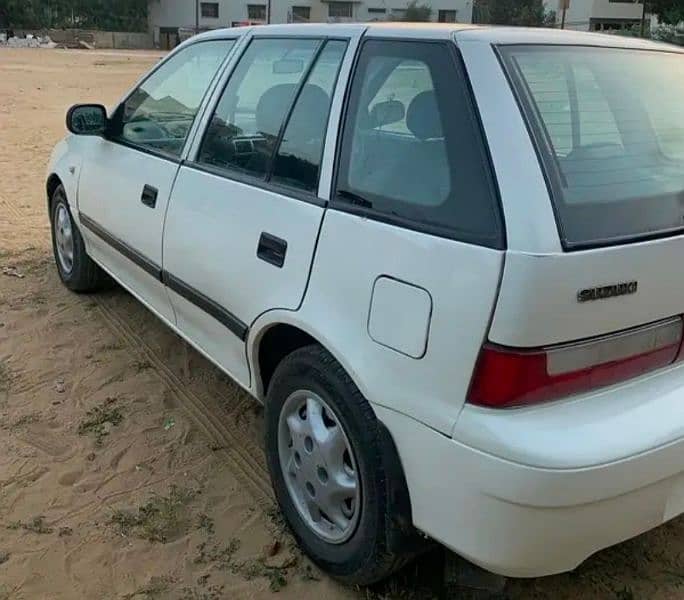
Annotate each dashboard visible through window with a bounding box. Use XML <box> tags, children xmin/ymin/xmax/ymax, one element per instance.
<box><xmin>107</xmin><ymin>40</ymin><xmax>235</xmax><ymax>158</ymax></box>
<box><xmin>197</xmin><ymin>37</ymin><xmax>347</xmax><ymax>194</ymax></box>
<box><xmin>198</xmin><ymin>38</ymin><xmax>320</xmax><ymax>179</ymax></box>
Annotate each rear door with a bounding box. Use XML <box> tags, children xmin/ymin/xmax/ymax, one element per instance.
<box><xmin>77</xmin><ymin>39</ymin><xmax>237</xmax><ymax>323</ymax></box>
<box><xmin>302</xmin><ymin>37</ymin><xmax>506</xmax><ymax>433</ymax></box>
<box><xmin>162</xmin><ymin>32</ymin><xmax>355</xmax><ymax>386</ymax></box>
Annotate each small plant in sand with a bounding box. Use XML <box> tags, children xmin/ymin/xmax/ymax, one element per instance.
<box><xmin>6</xmin><ymin>516</ymin><xmax>53</xmax><ymax>534</ymax></box>
<box><xmin>179</xmin><ymin>583</ymin><xmax>226</xmax><ymax>600</ymax></box>
<box><xmin>11</xmin><ymin>413</ymin><xmax>40</xmax><ymax>428</ymax></box>
<box><xmin>196</xmin><ymin>513</ymin><xmax>215</xmax><ymax>536</ymax></box>
<box><xmin>133</xmin><ymin>359</ymin><xmax>153</xmax><ymax>373</ymax></box>
<box><xmin>110</xmin><ymin>486</ymin><xmax>198</xmax><ymax>543</ymax></box>
<box><xmin>0</xmin><ymin>362</ymin><xmax>11</xmax><ymax>393</ymax></box>
<box><xmin>193</xmin><ymin>534</ymin><xmax>311</xmax><ymax>593</ymax></box>
<box><xmin>77</xmin><ymin>397</ymin><xmax>123</xmax><ymax>446</ymax></box>
<box><xmin>194</xmin><ymin>537</ymin><xmax>241</xmax><ymax>569</ymax></box>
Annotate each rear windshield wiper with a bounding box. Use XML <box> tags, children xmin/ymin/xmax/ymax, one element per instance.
<box><xmin>337</xmin><ymin>189</ymin><xmax>373</xmax><ymax>209</ymax></box>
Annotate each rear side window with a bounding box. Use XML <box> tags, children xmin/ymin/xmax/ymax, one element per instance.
<box><xmin>271</xmin><ymin>40</ymin><xmax>348</xmax><ymax>192</ymax></box>
<box><xmin>501</xmin><ymin>45</ymin><xmax>684</xmax><ymax>248</ymax></box>
<box><xmin>198</xmin><ymin>38</ymin><xmax>320</xmax><ymax>178</ymax></box>
<box><xmin>334</xmin><ymin>40</ymin><xmax>502</xmax><ymax>248</ymax></box>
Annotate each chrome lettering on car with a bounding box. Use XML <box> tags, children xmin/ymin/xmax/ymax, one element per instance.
<box><xmin>577</xmin><ymin>281</ymin><xmax>638</xmax><ymax>303</ymax></box>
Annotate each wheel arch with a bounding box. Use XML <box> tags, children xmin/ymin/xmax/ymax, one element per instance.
<box><xmin>46</xmin><ymin>173</ymin><xmax>63</xmax><ymax>216</ymax></box>
<box><xmin>249</xmin><ymin>313</ymin><xmax>418</xmax><ymax>544</ymax></box>
<box><xmin>248</xmin><ymin>313</ymin><xmax>363</xmax><ymax>404</ymax></box>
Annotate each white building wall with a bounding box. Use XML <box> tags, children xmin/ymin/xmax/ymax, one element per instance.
<box><xmin>149</xmin><ymin>0</ymin><xmax>473</xmax><ymax>43</ymax></box>
<box><xmin>545</xmin><ymin>0</ymin><xmax>646</xmax><ymax>31</ymax></box>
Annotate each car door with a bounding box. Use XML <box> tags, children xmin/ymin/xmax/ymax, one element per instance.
<box><xmin>301</xmin><ymin>37</ymin><xmax>506</xmax><ymax>433</ymax></box>
<box><xmin>162</xmin><ymin>33</ymin><xmax>354</xmax><ymax>386</ymax></box>
<box><xmin>77</xmin><ymin>38</ymin><xmax>238</xmax><ymax>323</ymax></box>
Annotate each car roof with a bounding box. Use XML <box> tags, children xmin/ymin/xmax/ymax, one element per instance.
<box><xmin>454</xmin><ymin>25</ymin><xmax>684</xmax><ymax>51</ymax></box>
<box><xmin>194</xmin><ymin>22</ymin><xmax>684</xmax><ymax>53</ymax></box>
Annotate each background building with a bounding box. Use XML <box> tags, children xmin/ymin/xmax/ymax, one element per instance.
<box><xmin>546</xmin><ymin>0</ymin><xmax>649</xmax><ymax>32</ymax></box>
<box><xmin>148</xmin><ymin>0</ymin><xmax>473</xmax><ymax>48</ymax></box>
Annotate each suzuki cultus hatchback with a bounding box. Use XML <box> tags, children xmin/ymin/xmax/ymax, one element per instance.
<box><xmin>48</xmin><ymin>23</ymin><xmax>684</xmax><ymax>583</ymax></box>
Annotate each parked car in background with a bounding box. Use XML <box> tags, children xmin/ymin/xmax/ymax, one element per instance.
<box><xmin>47</xmin><ymin>23</ymin><xmax>684</xmax><ymax>584</ymax></box>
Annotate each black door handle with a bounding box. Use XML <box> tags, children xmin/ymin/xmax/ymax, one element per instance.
<box><xmin>141</xmin><ymin>185</ymin><xmax>158</xmax><ymax>208</ymax></box>
<box><xmin>257</xmin><ymin>232</ymin><xmax>287</xmax><ymax>268</ymax></box>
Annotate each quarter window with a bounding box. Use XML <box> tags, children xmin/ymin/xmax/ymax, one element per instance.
<box><xmin>335</xmin><ymin>40</ymin><xmax>502</xmax><ymax>246</ymax></box>
<box><xmin>198</xmin><ymin>38</ymin><xmax>320</xmax><ymax>178</ymax></box>
<box><xmin>271</xmin><ymin>40</ymin><xmax>347</xmax><ymax>192</ymax></box>
<box><xmin>108</xmin><ymin>40</ymin><xmax>235</xmax><ymax>158</ymax></box>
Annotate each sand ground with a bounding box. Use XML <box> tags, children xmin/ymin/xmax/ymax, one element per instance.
<box><xmin>0</xmin><ymin>48</ymin><xmax>683</xmax><ymax>600</ymax></box>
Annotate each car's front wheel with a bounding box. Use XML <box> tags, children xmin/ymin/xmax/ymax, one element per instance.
<box><xmin>50</xmin><ymin>184</ymin><xmax>106</xmax><ymax>292</ymax></box>
<box><xmin>265</xmin><ymin>344</ymin><xmax>414</xmax><ymax>585</ymax></box>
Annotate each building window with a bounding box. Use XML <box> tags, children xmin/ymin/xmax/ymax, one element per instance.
<box><xmin>329</xmin><ymin>2</ymin><xmax>354</xmax><ymax>18</ymax></box>
<box><xmin>292</xmin><ymin>5</ymin><xmax>311</xmax><ymax>21</ymax></box>
<box><xmin>438</xmin><ymin>9</ymin><xmax>457</xmax><ymax>22</ymax></box>
<box><xmin>201</xmin><ymin>2</ymin><xmax>219</xmax><ymax>18</ymax></box>
<box><xmin>248</xmin><ymin>4</ymin><xmax>267</xmax><ymax>20</ymax></box>
<box><xmin>368</xmin><ymin>7</ymin><xmax>386</xmax><ymax>15</ymax></box>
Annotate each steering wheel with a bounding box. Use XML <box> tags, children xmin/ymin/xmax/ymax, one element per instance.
<box><xmin>123</xmin><ymin>119</ymin><xmax>172</xmax><ymax>143</ymax></box>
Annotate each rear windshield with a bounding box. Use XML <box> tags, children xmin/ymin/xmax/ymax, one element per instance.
<box><xmin>500</xmin><ymin>45</ymin><xmax>684</xmax><ymax>248</ymax></box>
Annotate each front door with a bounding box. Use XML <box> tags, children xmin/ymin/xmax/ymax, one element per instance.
<box><xmin>78</xmin><ymin>38</ymin><xmax>237</xmax><ymax>323</ymax></box>
<box><xmin>162</xmin><ymin>35</ymin><xmax>351</xmax><ymax>386</ymax></box>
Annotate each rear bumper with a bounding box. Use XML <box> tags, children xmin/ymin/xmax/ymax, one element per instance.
<box><xmin>375</xmin><ymin>404</ymin><xmax>684</xmax><ymax>577</ymax></box>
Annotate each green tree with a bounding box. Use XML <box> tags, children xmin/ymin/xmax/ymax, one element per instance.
<box><xmin>1</xmin><ymin>0</ymin><xmax>149</xmax><ymax>32</ymax></box>
<box><xmin>403</xmin><ymin>0</ymin><xmax>432</xmax><ymax>22</ymax></box>
<box><xmin>648</xmin><ymin>0</ymin><xmax>684</xmax><ymax>25</ymax></box>
<box><xmin>473</xmin><ymin>0</ymin><xmax>550</xmax><ymax>26</ymax></box>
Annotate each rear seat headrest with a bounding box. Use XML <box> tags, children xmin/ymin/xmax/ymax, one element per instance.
<box><xmin>406</xmin><ymin>90</ymin><xmax>443</xmax><ymax>140</ymax></box>
<box><xmin>256</xmin><ymin>83</ymin><xmax>298</xmax><ymax>137</ymax></box>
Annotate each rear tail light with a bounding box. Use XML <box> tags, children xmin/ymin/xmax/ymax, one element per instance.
<box><xmin>467</xmin><ymin>317</ymin><xmax>683</xmax><ymax>408</ymax></box>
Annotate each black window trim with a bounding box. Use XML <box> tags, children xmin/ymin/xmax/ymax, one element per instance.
<box><xmin>187</xmin><ymin>35</ymin><xmax>351</xmax><ymax>207</ymax></box>
<box><xmin>496</xmin><ymin>42</ymin><xmax>684</xmax><ymax>251</ymax></box>
<box><xmin>104</xmin><ymin>37</ymin><xmax>240</xmax><ymax>165</ymax></box>
<box><xmin>330</xmin><ymin>37</ymin><xmax>506</xmax><ymax>250</ymax></box>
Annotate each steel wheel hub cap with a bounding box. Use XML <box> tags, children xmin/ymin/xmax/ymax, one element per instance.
<box><xmin>278</xmin><ymin>390</ymin><xmax>360</xmax><ymax>543</ymax></box>
<box><xmin>55</xmin><ymin>204</ymin><xmax>74</xmax><ymax>274</ymax></box>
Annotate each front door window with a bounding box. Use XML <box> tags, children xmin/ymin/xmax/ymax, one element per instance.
<box><xmin>108</xmin><ymin>40</ymin><xmax>235</xmax><ymax>158</ymax></box>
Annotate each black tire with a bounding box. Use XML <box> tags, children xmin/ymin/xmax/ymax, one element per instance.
<box><xmin>265</xmin><ymin>344</ymin><xmax>416</xmax><ymax>585</ymax></box>
<box><xmin>50</xmin><ymin>184</ymin><xmax>106</xmax><ymax>292</ymax></box>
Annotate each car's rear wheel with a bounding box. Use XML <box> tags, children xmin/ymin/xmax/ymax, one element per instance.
<box><xmin>265</xmin><ymin>344</ymin><xmax>414</xmax><ymax>584</ymax></box>
<box><xmin>50</xmin><ymin>184</ymin><xmax>106</xmax><ymax>292</ymax></box>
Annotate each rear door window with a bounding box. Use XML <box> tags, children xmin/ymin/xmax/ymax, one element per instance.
<box><xmin>500</xmin><ymin>45</ymin><xmax>684</xmax><ymax>248</ymax></box>
<box><xmin>333</xmin><ymin>40</ymin><xmax>503</xmax><ymax>248</ymax></box>
<box><xmin>271</xmin><ymin>40</ymin><xmax>348</xmax><ymax>192</ymax></box>
<box><xmin>198</xmin><ymin>38</ymin><xmax>321</xmax><ymax>178</ymax></box>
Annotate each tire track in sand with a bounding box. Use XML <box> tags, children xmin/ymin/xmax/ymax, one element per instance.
<box><xmin>94</xmin><ymin>298</ymin><xmax>275</xmax><ymax>509</ymax></box>
<box><xmin>0</xmin><ymin>193</ymin><xmax>25</xmax><ymax>220</ymax></box>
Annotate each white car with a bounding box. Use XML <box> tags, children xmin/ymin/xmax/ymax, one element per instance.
<box><xmin>47</xmin><ymin>23</ymin><xmax>684</xmax><ymax>584</ymax></box>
